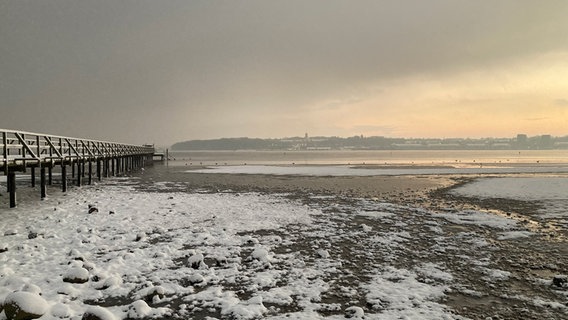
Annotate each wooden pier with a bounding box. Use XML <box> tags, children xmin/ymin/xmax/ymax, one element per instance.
<box><xmin>1</xmin><ymin>129</ymin><xmax>155</xmax><ymax>208</ymax></box>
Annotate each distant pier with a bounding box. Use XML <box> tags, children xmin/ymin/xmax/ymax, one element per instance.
<box><xmin>1</xmin><ymin>129</ymin><xmax>156</xmax><ymax>208</ymax></box>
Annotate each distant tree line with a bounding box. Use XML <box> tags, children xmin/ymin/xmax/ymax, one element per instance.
<box><xmin>170</xmin><ymin>135</ymin><xmax>568</xmax><ymax>151</ymax></box>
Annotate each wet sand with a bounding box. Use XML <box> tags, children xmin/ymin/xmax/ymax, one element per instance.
<box><xmin>137</xmin><ymin>165</ymin><xmax>454</xmax><ymax>201</ymax></box>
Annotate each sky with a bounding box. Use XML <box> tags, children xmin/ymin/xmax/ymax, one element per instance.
<box><xmin>1</xmin><ymin>0</ymin><xmax>568</xmax><ymax>146</ymax></box>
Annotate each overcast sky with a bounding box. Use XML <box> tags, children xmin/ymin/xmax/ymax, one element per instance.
<box><xmin>1</xmin><ymin>0</ymin><xmax>568</xmax><ymax>146</ymax></box>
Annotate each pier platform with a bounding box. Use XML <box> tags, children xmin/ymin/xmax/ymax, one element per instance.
<box><xmin>1</xmin><ymin>129</ymin><xmax>155</xmax><ymax>208</ymax></box>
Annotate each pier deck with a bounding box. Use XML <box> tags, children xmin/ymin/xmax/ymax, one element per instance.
<box><xmin>1</xmin><ymin>129</ymin><xmax>155</xmax><ymax>208</ymax></box>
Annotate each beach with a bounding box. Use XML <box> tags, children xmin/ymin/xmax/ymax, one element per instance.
<box><xmin>0</xmin><ymin>161</ymin><xmax>567</xmax><ymax>319</ymax></box>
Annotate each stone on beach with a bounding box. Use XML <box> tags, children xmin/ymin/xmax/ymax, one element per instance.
<box><xmin>187</xmin><ymin>273</ymin><xmax>205</xmax><ymax>285</ymax></box>
<box><xmin>345</xmin><ymin>306</ymin><xmax>365</xmax><ymax>318</ymax></box>
<box><xmin>63</xmin><ymin>267</ymin><xmax>90</xmax><ymax>284</ymax></box>
<box><xmin>127</xmin><ymin>300</ymin><xmax>152</xmax><ymax>319</ymax></box>
<box><xmin>3</xmin><ymin>291</ymin><xmax>49</xmax><ymax>320</ymax></box>
<box><xmin>143</xmin><ymin>286</ymin><xmax>165</xmax><ymax>304</ymax></box>
<box><xmin>81</xmin><ymin>306</ymin><xmax>116</xmax><ymax>320</ymax></box>
<box><xmin>187</xmin><ymin>252</ymin><xmax>206</xmax><ymax>269</ymax></box>
<box><xmin>4</xmin><ymin>229</ymin><xmax>18</xmax><ymax>236</ymax></box>
<box><xmin>552</xmin><ymin>275</ymin><xmax>567</xmax><ymax>288</ymax></box>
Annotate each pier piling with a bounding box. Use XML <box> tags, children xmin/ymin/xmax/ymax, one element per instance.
<box><xmin>62</xmin><ymin>163</ymin><xmax>67</xmax><ymax>192</ymax></box>
<box><xmin>8</xmin><ymin>170</ymin><xmax>16</xmax><ymax>208</ymax></box>
<box><xmin>40</xmin><ymin>166</ymin><xmax>46</xmax><ymax>199</ymax></box>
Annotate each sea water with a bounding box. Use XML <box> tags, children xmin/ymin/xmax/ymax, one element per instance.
<box><xmin>168</xmin><ymin>149</ymin><xmax>568</xmax><ymax>166</ymax></box>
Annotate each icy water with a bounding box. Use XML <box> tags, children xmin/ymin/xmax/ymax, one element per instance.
<box><xmin>169</xmin><ymin>149</ymin><xmax>568</xmax><ymax>166</ymax></box>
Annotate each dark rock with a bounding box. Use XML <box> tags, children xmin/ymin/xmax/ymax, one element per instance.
<box><xmin>88</xmin><ymin>206</ymin><xmax>99</xmax><ymax>214</ymax></box>
<box><xmin>135</xmin><ymin>232</ymin><xmax>146</xmax><ymax>242</ymax></box>
<box><xmin>552</xmin><ymin>275</ymin><xmax>567</xmax><ymax>288</ymax></box>
<box><xmin>187</xmin><ymin>252</ymin><xmax>206</xmax><ymax>269</ymax></box>
<box><xmin>144</xmin><ymin>286</ymin><xmax>165</xmax><ymax>304</ymax></box>
<box><xmin>215</xmin><ymin>256</ymin><xmax>227</xmax><ymax>267</ymax></box>
<box><xmin>28</xmin><ymin>232</ymin><xmax>38</xmax><ymax>239</ymax></box>
<box><xmin>4</xmin><ymin>230</ymin><xmax>18</xmax><ymax>236</ymax></box>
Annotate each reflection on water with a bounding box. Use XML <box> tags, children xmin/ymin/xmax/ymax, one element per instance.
<box><xmin>168</xmin><ymin>149</ymin><xmax>568</xmax><ymax>167</ymax></box>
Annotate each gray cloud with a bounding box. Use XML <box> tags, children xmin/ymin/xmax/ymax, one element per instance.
<box><xmin>1</xmin><ymin>0</ymin><xmax>567</xmax><ymax>145</ymax></box>
<box><xmin>555</xmin><ymin>99</ymin><xmax>568</xmax><ymax>106</ymax></box>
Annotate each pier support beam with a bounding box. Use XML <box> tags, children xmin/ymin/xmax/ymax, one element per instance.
<box><xmin>31</xmin><ymin>167</ymin><xmax>36</xmax><ymax>188</ymax></box>
<box><xmin>48</xmin><ymin>165</ymin><xmax>53</xmax><ymax>185</ymax></box>
<box><xmin>77</xmin><ymin>161</ymin><xmax>82</xmax><ymax>186</ymax></box>
<box><xmin>97</xmin><ymin>159</ymin><xmax>101</xmax><ymax>181</ymax></box>
<box><xmin>61</xmin><ymin>164</ymin><xmax>67</xmax><ymax>192</ymax></box>
<box><xmin>88</xmin><ymin>160</ymin><xmax>92</xmax><ymax>185</ymax></box>
<box><xmin>8</xmin><ymin>170</ymin><xmax>16</xmax><ymax>208</ymax></box>
<box><xmin>103</xmin><ymin>158</ymin><xmax>108</xmax><ymax>177</ymax></box>
<box><xmin>40</xmin><ymin>166</ymin><xmax>46</xmax><ymax>199</ymax></box>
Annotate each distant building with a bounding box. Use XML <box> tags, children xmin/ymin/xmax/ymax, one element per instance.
<box><xmin>516</xmin><ymin>134</ymin><xmax>528</xmax><ymax>149</ymax></box>
<box><xmin>539</xmin><ymin>135</ymin><xmax>553</xmax><ymax>149</ymax></box>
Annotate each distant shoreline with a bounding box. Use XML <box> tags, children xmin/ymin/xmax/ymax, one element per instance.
<box><xmin>170</xmin><ymin>134</ymin><xmax>568</xmax><ymax>151</ymax></box>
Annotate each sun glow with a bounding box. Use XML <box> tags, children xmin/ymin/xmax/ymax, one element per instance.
<box><xmin>310</xmin><ymin>52</ymin><xmax>568</xmax><ymax>138</ymax></box>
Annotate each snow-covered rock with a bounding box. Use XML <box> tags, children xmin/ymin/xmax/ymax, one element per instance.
<box><xmin>126</xmin><ymin>300</ymin><xmax>152</xmax><ymax>319</ymax></box>
<box><xmin>251</xmin><ymin>247</ymin><xmax>272</xmax><ymax>263</ymax></box>
<box><xmin>94</xmin><ymin>275</ymin><xmax>122</xmax><ymax>290</ymax></box>
<box><xmin>138</xmin><ymin>286</ymin><xmax>165</xmax><ymax>304</ymax></box>
<box><xmin>223</xmin><ymin>295</ymin><xmax>268</xmax><ymax>319</ymax></box>
<box><xmin>63</xmin><ymin>267</ymin><xmax>90</xmax><ymax>284</ymax></box>
<box><xmin>187</xmin><ymin>273</ymin><xmax>205</xmax><ymax>285</ymax></box>
<box><xmin>3</xmin><ymin>291</ymin><xmax>49</xmax><ymax>320</ymax></box>
<box><xmin>187</xmin><ymin>252</ymin><xmax>206</xmax><ymax>269</ymax></box>
<box><xmin>50</xmin><ymin>303</ymin><xmax>71</xmax><ymax>318</ymax></box>
<box><xmin>22</xmin><ymin>283</ymin><xmax>42</xmax><ymax>295</ymax></box>
<box><xmin>345</xmin><ymin>306</ymin><xmax>365</xmax><ymax>318</ymax></box>
<box><xmin>81</xmin><ymin>306</ymin><xmax>116</xmax><ymax>320</ymax></box>
<box><xmin>316</xmin><ymin>249</ymin><xmax>330</xmax><ymax>259</ymax></box>
<box><xmin>135</xmin><ymin>232</ymin><xmax>146</xmax><ymax>242</ymax></box>
<box><xmin>4</xmin><ymin>229</ymin><xmax>18</xmax><ymax>236</ymax></box>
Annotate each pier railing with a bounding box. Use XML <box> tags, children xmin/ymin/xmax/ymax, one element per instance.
<box><xmin>1</xmin><ymin>129</ymin><xmax>155</xmax><ymax>208</ymax></box>
<box><xmin>1</xmin><ymin>129</ymin><xmax>153</xmax><ymax>172</ymax></box>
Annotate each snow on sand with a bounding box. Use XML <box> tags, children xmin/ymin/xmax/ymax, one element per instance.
<box><xmin>1</xmin><ymin>176</ymin><xmax>567</xmax><ymax>319</ymax></box>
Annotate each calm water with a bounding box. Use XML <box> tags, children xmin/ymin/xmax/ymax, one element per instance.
<box><xmin>168</xmin><ymin>149</ymin><xmax>568</xmax><ymax>167</ymax></box>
